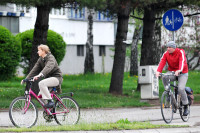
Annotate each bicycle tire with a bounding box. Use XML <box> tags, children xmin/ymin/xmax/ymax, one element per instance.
<box><xmin>179</xmin><ymin>104</ymin><xmax>190</xmax><ymax>122</ymax></box>
<box><xmin>9</xmin><ymin>96</ymin><xmax>38</xmax><ymax>128</ymax></box>
<box><xmin>160</xmin><ymin>91</ymin><xmax>174</xmax><ymax>124</ymax></box>
<box><xmin>54</xmin><ymin>96</ymin><xmax>80</xmax><ymax>125</ymax></box>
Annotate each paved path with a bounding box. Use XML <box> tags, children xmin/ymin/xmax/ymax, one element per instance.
<box><xmin>1</xmin><ymin>105</ymin><xmax>200</xmax><ymax>132</ymax></box>
<box><xmin>15</xmin><ymin>127</ymin><xmax>200</xmax><ymax>133</ymax></box>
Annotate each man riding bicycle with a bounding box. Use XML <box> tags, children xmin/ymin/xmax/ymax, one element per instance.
<box><xmin>156</xmin><ymin>41</ymin><xmax>189</xmax><ymax>116</ymax></box>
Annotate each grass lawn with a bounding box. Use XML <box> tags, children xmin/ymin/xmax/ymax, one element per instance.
<box><xmin>0</xmin><ymin>72</ymin><xmax>148</xmax><ymax>108</ymax></box>
<box><xmin>0</xmin><ymin>71</ymin><xmax>199</xmax><ymax>109</ymax></box>
<box><xmin>0</xmin><ymin>72</ymin><xmax>196</xmax><ymax>131</ymax></box>
<box><xmin>0</xmin><ymin>119</ymin><xmax>188</xmax><ymax>132</ymax></box>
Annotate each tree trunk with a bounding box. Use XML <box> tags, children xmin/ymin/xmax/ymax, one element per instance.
<box><xmin>154</xmin><ymin>18</ymin><xmax>162</xmax><ymax>63</ymax></box>
<box><xmin>28</xmin><ymin>5</ymin><xmax>50</xmax><ymax>95</ymax></box>
<box><xmin>109</xmin><ymin>0</ymin><xmax>131</xmax><ymax>95</ymax></box>
<box><xmin>191</xmin><ymin>57</ymin><xmax>200</xmax><ymax>70</ymax></box>
<box><xmin>84</xmin><ymin>10</ymin><xmax>94</xmax><ymax>74</ymax></box>
<box><xmin>130</xmin><ymin>26</ymin><xmax>141</xmax><ymax>76</ymax></box>
<box><xmin>29</xmin><ymin>5</ymin><xmax>50</xmax><ymax>72</ymax></box>
<box><xmin>140</xmin><ymin>7</ymin><xmax>161</xmax><ymax>66</ymax></box>
<box><xmin>137</xmin><ymin>7</ymin><xmax>162</xmax><ymax>91</ymax></box>
<box><xmin>187</xmin><ymin>48</ymin><xmax>200</xmax><ymax>70</ymax></box>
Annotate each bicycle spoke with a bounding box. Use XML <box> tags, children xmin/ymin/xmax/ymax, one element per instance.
<box><xmin>9</xmin><ymin>97</ymin><xmax>38</xmax><ymax>128</ymax></box>
<box><xmin>159</xmin><ymin>73</ymin><xmax>190</xmax><ymax>123</ymax></box>
<box><xmin>180</xmin><ymin>105</ymin><xmax>190</xmax><ymax>122</ymax></box>
<box><xmin>54</xmin><ymin>96</ymin><xmax>80</xmax><ymax>125</ymax></box>
<box><xmin>161</xmin><ymin>92</ymin><xmax>173</xmax><ymax>124</ymax></box>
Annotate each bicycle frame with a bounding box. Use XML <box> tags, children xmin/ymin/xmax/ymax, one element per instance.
<box><xmin>24</xmin><ymin>87</ymin><xmax>69</xmax><ymax>116</ymax></box>
<box><xmin>160</xmin><ymin>72</ymin><xmax>190</xmax><ymax>123</ymax></box>
<box><xmin>166</xmin><ymin>88</ymin><xmax>178</xmax><ymax>111</ymax></box>
<box><xmin>9</xmin><ymin>78</ymin><xmax>80</xmax><ymax>128</ymax></box>
<box><xmin>163</xmin><ymin>73</ymin><xmax>180</xmax><ymax>111</ymax></box>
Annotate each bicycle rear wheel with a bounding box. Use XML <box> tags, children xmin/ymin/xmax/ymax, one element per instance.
<box><xmin>9</xmin><ymin>96</ymin><xmax>38</xmax><ymax>128</ymax></box>
<box><xmin>54</xmin><ymin>96</ymin><xmax>80</xmax><ymax>125</ymax></box>
<box><xmin>160</xmin><ymin>91</ymin><xmax>174</xmax><ymax>124</ymax></box>
<box><xmin>180</xmin><ymin>104</ymin><xmax>190</xmax><ymax>122</ymax></box>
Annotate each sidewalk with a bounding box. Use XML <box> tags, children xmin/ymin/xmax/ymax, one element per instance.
<box><xmin>19</xmin><ymin>126</ymin><xmax>200</xmax><ymax>133</ymax></box>
<box><xmin>1</xmin><ymin>106</ymin><xmax>200</xmax><ymax>133</ymax></box>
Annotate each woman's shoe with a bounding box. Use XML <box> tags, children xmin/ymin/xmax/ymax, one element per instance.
<box><xmin>44</xmin><ymin>100</ymin><xmax>55</xmax><ymax>108</ymax></box>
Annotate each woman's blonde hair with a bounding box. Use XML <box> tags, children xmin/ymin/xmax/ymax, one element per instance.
<box><xmin>38</xmin><ymin>44</ymin><xmax>50</xmax><ymax>54</ymax></box>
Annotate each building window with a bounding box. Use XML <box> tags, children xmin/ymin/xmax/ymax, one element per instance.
<box><xmin>54</xmin><ymin>9</ymin><xmax>57</xmax><ymax>15</ymax></box>
<box><xmin>77</xmin><ymin>45</ymin><xmax>84</xmax><ymax>56</ymax></box>
<box><xmin>96</xmin><ymin>11</ymin><xmax>112</xmax><ymax>21</ymax></box>
<box><xmin>50</xmin><ymin>8</ymin><xmax>66</xmax><ymax>16</ymax></box>
<box><xmin>68</xmin><ymin>7</ymin><xmax>85</xmax><ymax>20</ymax></box>
<box><xmin>99</xmin><ymin>46</ymin><xmax>106</xmax><ymax>56</ymax></box>
<box><xmin>0</xmin><ymin>17</ymin><xmax>19</xmax><ymax>34</ymax></box>
<box><xmin>16</xmin><ymin>5</ymin><xmax>30</xmax><ymax>13</ymax></box>
<box><xmin>63</xmin><ymin>8</ymin><xmax>66</xmax><ymax>15</ymax></box>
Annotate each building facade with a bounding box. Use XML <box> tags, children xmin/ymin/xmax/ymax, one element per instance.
<box><xmin>0</xmin><ymin>3</ymin><xmax>135</xmax><ymax>76</ymax></box>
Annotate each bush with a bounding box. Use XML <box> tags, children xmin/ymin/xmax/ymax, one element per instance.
<box><xmin>0</xmin><ymin>25</ymin><xmax>21</xmax><ymax>80</ymax></box>
<box><xmin>15</xmin><ymin>29</ymin><xmax>33</xmax><ymax>74</ymax></box>
<box><xmin>16</xmin><ymin>29</ymin><xmax>67</xmax><ymax>75</ymax></box>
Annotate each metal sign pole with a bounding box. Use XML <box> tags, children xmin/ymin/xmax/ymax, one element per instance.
<box><xmin>172</xmin><ymin>11</ymin><xmax>175</xmax><ymax>41</ymax></box>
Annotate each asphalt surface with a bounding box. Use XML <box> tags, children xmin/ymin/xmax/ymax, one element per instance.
<box><xmin>1</xmin><ymin>105</ymin><xmax>200</xmax><ymax>133</ymax></box>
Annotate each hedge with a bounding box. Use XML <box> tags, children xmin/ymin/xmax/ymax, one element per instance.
<box><xmin>16</xmin><ymin>29</ymin><xmax>67</xmax><ymax>75</ymax></box>
<box><xmin>0</xmin><ymin>25</ymin><xmax>21</xmax><ymax>80</ymax></box>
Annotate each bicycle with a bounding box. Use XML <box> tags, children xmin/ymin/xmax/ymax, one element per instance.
<box><xmin>9</xmin><ymin>78</ymin><xmax>80</xmax><ymax>128</ymax></box>
<box><xmin>159</xmin><ymin>72</ymin><xmax>190</xmax><ymax>124</ymax></box>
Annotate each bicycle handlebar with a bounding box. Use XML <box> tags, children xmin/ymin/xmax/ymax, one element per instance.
<box><xmin>23</xmin><ymin>77</ymin><xmax>34</xmax><ymax>83</ymax></box>
<box><xmin>159</xmin><ymin>72</ymin><xmax>175</xmax><ymax>76</ymax></box>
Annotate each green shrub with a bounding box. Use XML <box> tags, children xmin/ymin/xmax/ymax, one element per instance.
<box><xmin>0</xmin><ymin>25</ymin><xmax>21</xmax><ymax>80</ymax></box>
<box><xmin>47</xmin><ymin>30</ymin><xmax>66</xmax><ymax>65</ymax></box>
<box><xmin>15</xmin><ymin>29</ymin><xmax>33</xmax><ymax>74</ymax></box>
<box><xmin>16</xmin><ymin>29</ymin><xmax>67</xmax><ymax>75</ymax></box>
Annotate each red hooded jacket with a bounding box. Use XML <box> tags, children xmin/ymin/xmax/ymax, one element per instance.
<box><xmin>157</xmin><ymin>48</ymin><xmax>188</xmax><ymax>73</ymax></box>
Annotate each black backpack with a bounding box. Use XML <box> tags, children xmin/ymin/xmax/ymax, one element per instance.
<box><xmin>185</xmin><ymin>87</ymin><xmax>194</xmax><ymax>105</ymax></box>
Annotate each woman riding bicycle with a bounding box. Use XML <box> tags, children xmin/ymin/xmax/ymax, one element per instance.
<box><xmin>156</xmin><ymin>41</ymin><xmax>189</xmax><ymax>116</ymax></box>
<box><xmin>21</xmin><ymin>44</ymin><xmax>63</xmax><ymax>108</ymax></box>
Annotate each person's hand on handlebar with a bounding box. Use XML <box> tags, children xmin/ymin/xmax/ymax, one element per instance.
<box><xmin>21</xmin><ymin>73</ymin><xmax>44</xmax><ymax>84</ymax></box>
<box><xmin>156</xmin><ymin>71</ymin><xmax>160</xmax><ymax>78</ymax></box>
<box><xmin>21</xmin><ymin>80</ymin><xmax>24</xmax><ymax>85</ymax></box>
<box><xmin>21</xmin><ymin>78</ymin><xmax>28</xmax><ymax>85</ymax></box>
<box><xmin>175</xmin><ymin>70</ymin><xmax>181</xmax><ymax>76</ymax></box>
<box><xmin>33</xmin><ymin>73</ymin><xmax>43</xmax><ymax>81</ymax></box>
<box><xmin>20</xmin><ymin>78</ymin><xmax>35</xmax><ymax>85</ymax></box>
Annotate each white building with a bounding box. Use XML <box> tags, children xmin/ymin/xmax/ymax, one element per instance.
<box><xmin>0</xmin><ymin>3</ymin><xmax>135</xmax><ymax>76</ymax></box>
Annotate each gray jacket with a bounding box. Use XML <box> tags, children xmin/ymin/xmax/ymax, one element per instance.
<box><xmin>27</xmin><ymin>53</ymin><xmax>63</xmax><ymax>84</ymax></box>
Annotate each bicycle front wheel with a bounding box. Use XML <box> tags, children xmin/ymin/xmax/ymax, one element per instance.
<box><xmin>180</xmin><ymin>104</ymin><xmax>190</xmax><ymax>122</ymax></box>
<box><xmin>54</xmin><ymin>96</ymin><xmax>80</xmax><ymax>125</ymax></box>
<box><xmin>160</xmin><ymin>91</ymin><xmax>174</xmax><ymax>124</ymax></box>
<box><xmin>9</xmin><ymin>96</ymin><xmax>38</xmax><ymax>128</ymax></box>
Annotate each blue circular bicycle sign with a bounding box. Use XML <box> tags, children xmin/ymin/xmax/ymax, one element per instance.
<box><xmin>162</xmin><ymin>9</ymin><xmax>184</xmax><ymax>31</ymax></box>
